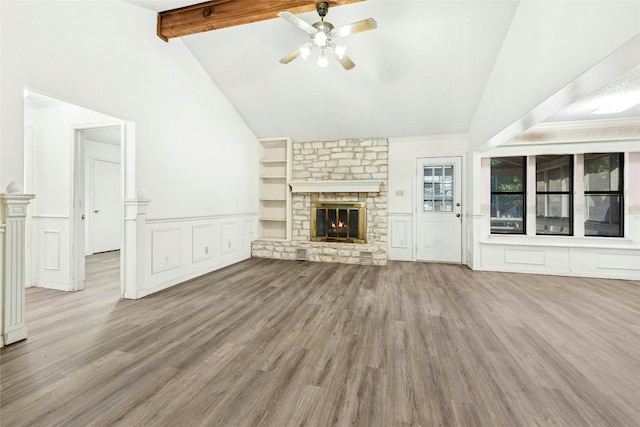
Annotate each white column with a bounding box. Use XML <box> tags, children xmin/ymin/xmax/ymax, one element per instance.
<box><xmin>1</xmin><ymin>183</ymin><xmax>35</xmax><ymax>346</ymax></box>
<box><xmin>122</xmin><ymin>195</ymin><xmax>150</xmax><ymax>299</ymax></box>
<box><xmin>0</xmin><ymin>224</ymin><xmax>5</xmax><ymax>347</ymax></box>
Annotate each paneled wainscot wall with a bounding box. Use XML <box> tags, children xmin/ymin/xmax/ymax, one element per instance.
<box><xmin>140</xmin><ymin>213</ymin><xmax>257</xmax><ymax>298</ymax></box>
<box><xmin>252</xmin><ymin>139</ymin><xmax>388</xmax><ymax>265</ymax></box>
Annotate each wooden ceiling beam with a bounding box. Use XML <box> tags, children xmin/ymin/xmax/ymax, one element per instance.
<box><xmin>157</xmin><ymin>0</ymin><xmax>364</xmax><ymax>41</ymax></box>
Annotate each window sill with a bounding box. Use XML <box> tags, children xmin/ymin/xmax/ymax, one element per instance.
<box><xmin>482</xmin><ymin>234</ymin><xmax>638</xmax><ymax>250</ymax></box>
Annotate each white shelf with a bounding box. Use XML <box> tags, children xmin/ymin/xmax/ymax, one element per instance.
<box><xmin>258</xmin><ymin>137</ymin><xmax>291</xmax><ymax>240</ymax></box>
<box><xmin>260</xmin><ymin>159</ymin><xmax>286</xmax><ymax>164</ymax></box>
<box><xmin>259</xmin><ymin>220</ymin><xmax>287</xmax><ymax>239</ymax></box>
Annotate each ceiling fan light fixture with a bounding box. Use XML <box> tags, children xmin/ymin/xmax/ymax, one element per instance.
<box><xmin>314</xmin><ymin>31</ymin><xmax>328</xmax><ymax>48</ymax></box>
<box><xmin>278</xmin><ymin>2</ymin><xmax>376</xmax><ymax>71</ymax></box>
<box><xmin>317</xmin><ymin>52</ymin><xmax>329</xmax><ymax>68</ymax></box>
<box><xmin>300</xmin><ymin>45</ymin><xmax>311</xmax><ymax>59</ymax></box>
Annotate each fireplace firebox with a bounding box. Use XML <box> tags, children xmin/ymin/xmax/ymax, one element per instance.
<box><xmin>311</xmin><ymin>201</ymin><xmax>366</xmax><ymax>243</ymax></box>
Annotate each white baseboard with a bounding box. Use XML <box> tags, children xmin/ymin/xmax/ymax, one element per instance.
<box><xmin>32</xmin><ymin>280</ymin><xmax>70</xmax><ymax>291</ymax></box>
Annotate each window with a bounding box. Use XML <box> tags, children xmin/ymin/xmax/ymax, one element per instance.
<box><xmin>490</xmin><ymin>157</ymin><xmax>525</xmax><ymax>234</ymax></box>
<box><xmin>584</xmin><ymin>153</ymin><xmax>623</xmax><ymax>237</ymax></box>
<box><xmin>422</xmin><ymin>164</ymin><xmax>454</xmax><ymax>212</ymax></box>
<box><xmin>536</xmin><ymin>155</ymin><xmax>573</xmax><ymax>235</ymax></box>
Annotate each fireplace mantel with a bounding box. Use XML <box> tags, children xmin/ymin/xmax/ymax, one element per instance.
<box><xmin>289</xmin><ymin>180</ymin><xmax>382</xmax><ymax>193</ymax></box>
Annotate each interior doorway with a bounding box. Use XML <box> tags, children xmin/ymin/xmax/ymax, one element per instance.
<box><xmin>415</xmin><ymin>156</ymin><xmax>463</xmax><ymax>263</ymax></box>
<box><xmin>83</xmin><ymin>128</ymin><xmax>122</xmax><ymax>255</ymax></box>
<box><xmin>72</xmin><ymin>125</ymin><xmax>123</xmax><ymax>292</ymax></box>
<box><xmin>23</xmin><ymin>90</ymin><xmax>125</xmax><ymax>295</ymax></box>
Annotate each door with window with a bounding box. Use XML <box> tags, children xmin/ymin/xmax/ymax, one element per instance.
<box><xmin>416</xmin><ymin>157</ymin><xmax>462</xmax><ymax>262</ymax></box>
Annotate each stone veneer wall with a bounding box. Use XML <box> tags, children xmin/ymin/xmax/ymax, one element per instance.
<box><xmin>252</xmin><ymin>138</ymin><xmax>388</xmax><ymax>265</ymax></box>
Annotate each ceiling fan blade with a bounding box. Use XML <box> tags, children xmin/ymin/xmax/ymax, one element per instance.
<box><xmin>328</xmin><ymin>47</ymin><xmax>355</xmax><ymax>70</ymax></box>
<box><xmin>279</xmin><ymin>47</ymin><xmax>301</xmax><ymax>64</ymax></box>
<box><xmin>330</xmin><ymin>18</ymin><xmax>377</xmax><ymax>38</ymax></box>
<box><xmin>277</xmin><ymin>11</ymin><xmax>317</xmax><ymax>35</ymax></box>
<box><xmin>279</xmin><ymin>42</ymin><xmax>313</xmax><ymax>64</ymax></box>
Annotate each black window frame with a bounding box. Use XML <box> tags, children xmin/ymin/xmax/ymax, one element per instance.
<box><xmin>490</xmin><ymin>156</ymin><xmax>527</xmax><ymax>235</ymax></box>
<box><xmin>584</xmin><ymin>152</ymin><xmax>624</xmax><ymax>238</ymax></box>
<box><xmin>535</xmin><ymin>154</ymin><xmax>574</xmax><ymax>236</ymax></box>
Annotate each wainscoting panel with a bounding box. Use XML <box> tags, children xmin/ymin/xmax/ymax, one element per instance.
<box><xmin>572</xmin><ymin>247</ymin><xmax>640</xmax><ymax>279</ymax></box>
<box><xmin>504</xmin><ymin>249</ymin><xmax>545</xmax><ymax>265</ymax></box>
<box><xmin>479</xmin><ymin>237</ymin><xmax>640</xmax><ymax>280</ymax></box>
<box><xmin>388</xmin><ymin>213</ymin><xmax>413</xmax><ymax>261</ymax></box>
<box><xmin>43</xmin><ymin>230</ymin><xmax>61</xmax><ymax>270</ymax></box>
<box><xmin>142</xmin><ymin>213</ymin><xmax>256</xmax><ymax>298</ymax></box>
<box><xmin>220</xmin><ymin>221</ymin><xmax>239</xmax><ymax>255</ymax></box>
<box><xmin>151</xmin><ymin>228</ymin><xmax>181</xmax><ymax>274</ymax></box>
<box><xmin>192</xmin><ymin>224</ymin><xmax>215</xmax><ymax>263</ymax></box>
<box><xmin>31</xmin><ymin>216</ymin><xmax>71</xmax><ymax>291</ymax></box>
<box><xmin>596</xmin><ymin>253</ymin><xmax>640</xmax><ymax>270</ymax></box>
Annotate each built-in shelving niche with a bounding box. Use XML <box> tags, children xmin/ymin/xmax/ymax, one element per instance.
<box><xmin>258</xmin><ymin>137</ymin><xmax>291</xmax><ymax>240</ymax></box>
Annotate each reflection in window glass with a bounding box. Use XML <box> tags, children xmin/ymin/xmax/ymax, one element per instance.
<box><xmin>490</xmin><ymin>157</ymin><xmax>525</xmax><ymax>234</ymax></box>
<box><xmin>584</xmin><ymin>153</ymin><xmax>623</xmax><ymax>237</ymax></box>
<box><xmin>423</xmin><ymin>164</ymin><xmax>454</xmax><ymax>212</ymax></box>
<box><xmin>536</xmin><ymin>155</ymin><xmax>573</xmax><ymax>235</ymax></box>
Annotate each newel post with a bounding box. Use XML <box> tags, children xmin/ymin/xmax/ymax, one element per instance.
<box><xmin>1</xmin><ymin>182</ymin><xmax>35</xmax><ymax>346</ymax></box>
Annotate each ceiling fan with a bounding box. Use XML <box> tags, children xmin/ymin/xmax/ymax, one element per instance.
<box><xmin>278</xmin><ymin>2</ymin><xmax>377</xmax><ymax>70</ymax></box>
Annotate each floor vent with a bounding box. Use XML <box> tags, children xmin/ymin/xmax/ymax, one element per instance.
<box><xmin>296</xmin><ymin>248</ymin><xmax>307</xmax><ymax>261</ymax></box>
<box><xmin>360</xmin><ymin>251</ymin><xmax>373</xmax><ymax>265</ymax></box>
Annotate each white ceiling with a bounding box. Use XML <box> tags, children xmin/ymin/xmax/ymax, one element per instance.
<box><xmin>36</xmin><ymin>1</ymin><xmax>640</xmax><ymax>143</ymax></box>
<box><xmin>129</xmin><ymin>0</ymin><xmax>522</xmax><ymax>140</ymax></box>
<box><xmin>543</xmin><ymin>64</ymin><xmax>640</xmax><ymax>123</ymax></box>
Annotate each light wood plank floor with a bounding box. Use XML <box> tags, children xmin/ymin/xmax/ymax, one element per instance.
<box><xmin>1</xmin><ymin>252</ymin><xmax>639</xmax><ymax>426</ymax></box>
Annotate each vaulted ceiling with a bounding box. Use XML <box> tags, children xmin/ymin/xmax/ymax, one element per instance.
<box><xmin>127</xmin><ymin>1</ymin><xmax>639</xmax><ymax>141</ymax></box>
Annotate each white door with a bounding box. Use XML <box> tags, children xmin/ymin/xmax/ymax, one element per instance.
<box><xmin>416</xmin><ymin>157</ymin><xmax>462</xmax><ymax>262</ymax></box>
<box><xmin>92</xmin><ymin>159</ymin><xmax>121</xmax><ymax>253</ymax></box>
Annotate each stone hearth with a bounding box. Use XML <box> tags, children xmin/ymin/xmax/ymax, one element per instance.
<box><xmin>252</xmin><ymin>138</ymin><xmax>388</xmax><ymax>265</ymax></box>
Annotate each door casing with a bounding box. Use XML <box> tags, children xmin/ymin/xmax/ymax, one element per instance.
<box><xmin>414</xmin><ymin>156</ymin><xmax>465</xmax><ymax>263</ymax></box>
<box><xmin>71</xmin><ymin>123</ymin><xmax>125</xmax><ymax>292</ymax></box>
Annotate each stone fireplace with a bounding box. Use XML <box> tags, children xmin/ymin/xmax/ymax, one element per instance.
<box><xmin>252</xmin><ymin>138</ymin><xmax>388</xmax><ymax>265</ymax></box>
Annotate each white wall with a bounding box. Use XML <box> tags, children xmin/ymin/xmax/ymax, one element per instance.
<box><xmin>388</xmin><ymin>133</ymin><xmax>640</xmax><ymax>280</ymax></box>
<box><xmin>387</xmin><ymin>135</ymin><xmax>469</xmax><ymax>261</ymax></box>
<box><xmin>2</xmin><ymin>1</ymin><xmax>258</xmax><ymax>297</ymax></box>
<box><xmin>469</xmin><ymin>1</ymin><xmax>640</xmax><ymax>150</ymax></box>
<box><xmin>1</xmin><ymin>0</ymin><xmax>257</xmax><ymax>218</ymax></box>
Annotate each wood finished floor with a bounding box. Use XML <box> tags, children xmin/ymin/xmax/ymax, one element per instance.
<box><xmin>1</xmin><ymin>252</ymin><xmax>639</xmax><ymax>426</ymax></box>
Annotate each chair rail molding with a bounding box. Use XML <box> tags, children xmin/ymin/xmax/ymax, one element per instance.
<box><xmin>1</xmin><ymin>184</ymin><xmax>36</xmax><ymax>346</ymax></box>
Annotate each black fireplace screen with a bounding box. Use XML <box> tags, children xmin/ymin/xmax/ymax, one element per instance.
<box><xmin>311</xmin><ymin>202</ymin><xmax>366</xmax><ymax>243</ymax></box>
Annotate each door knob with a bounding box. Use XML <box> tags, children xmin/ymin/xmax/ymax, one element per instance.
<box><xmin>81</xmin><ymin>214</ymin><xmax>85</xmax><ymax>220</ymax></box>
<box><xmin>456</xmin><ymin>213</ymin><xmax>461</xmax><ymax>217</ymax></box>
<box><xmin>94</xmin><ymin>210</ymin><xmax>100</xmax><ymax>213</ymax></box>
